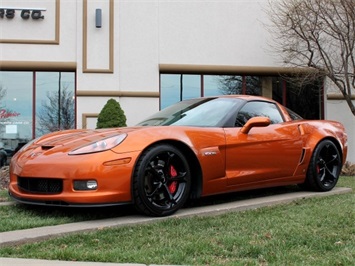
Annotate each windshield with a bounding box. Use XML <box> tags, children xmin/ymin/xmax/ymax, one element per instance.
<box><xmin>137</xmin><ymin>97</ymin><xmax>243</xmax><ymax>127</ymax></box>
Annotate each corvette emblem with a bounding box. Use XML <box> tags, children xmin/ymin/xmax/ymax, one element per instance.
<box><xmin>204</xmin><ymin>151</ymin><xmax>217</xmax><ymax>156</ymax></box>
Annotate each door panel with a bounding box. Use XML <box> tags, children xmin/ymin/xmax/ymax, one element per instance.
<box><xmin>225</xmin><ymin>123</ymin><xmax>303</xmax><ymax>186</ymax></box>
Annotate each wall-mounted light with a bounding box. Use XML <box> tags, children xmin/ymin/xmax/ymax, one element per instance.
<box><xmin>95</xmin><ymin>9</ymin><xmax>102</xmax><ymax>28</ymax></box>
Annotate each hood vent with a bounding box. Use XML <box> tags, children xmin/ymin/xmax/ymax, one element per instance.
<box><xmin>41</xmin><ymin>145</ymin><xmax>55</xmax><ymax>150</ymax></box>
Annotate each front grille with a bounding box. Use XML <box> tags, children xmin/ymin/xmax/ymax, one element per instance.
<box><xmin>18</xmin><ymin>177</ymin><xmax>63</xmax><ymax>194</ymax></box>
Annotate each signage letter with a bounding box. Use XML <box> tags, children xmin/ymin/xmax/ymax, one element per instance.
<box><xmin>31</xmin><ymin>10</ymin><xmax>44</xmax><ymax>20</ymax></box>
<box><xmin>5</xmin><ymin>9</ymin><xmax>15</xmax><ymax>19</ymax></box>
<box><xmin>21</xmin><ymin>9</ymin><xmax>30</xmax><ymax>19</ymax></box>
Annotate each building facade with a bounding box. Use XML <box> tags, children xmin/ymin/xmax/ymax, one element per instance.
<box><xmin>0</xmin><ymin>0</ymin><xmax>354</xmax><ymax>162</ymax></box>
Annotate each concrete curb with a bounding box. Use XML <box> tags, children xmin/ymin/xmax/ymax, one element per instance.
<box><xmin>0</xmin><ymin>187</ymin><xmax>352</xmax><ymax>247</ymax></box>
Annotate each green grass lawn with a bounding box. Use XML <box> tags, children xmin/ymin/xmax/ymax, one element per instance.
<box><xmin>0</xmin><ymin>189</ymin><xmax>9</xmax><ymax>202</ymax></box>
<box><xmin>0</xmin><ymin>176</ymin><xmax>354</xmax><ymax>265</ymax></box>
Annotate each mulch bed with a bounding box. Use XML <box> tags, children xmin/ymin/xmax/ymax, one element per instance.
<box><xmin>0</xmin><ymin>166</ymin><xmax>9</xmax><ymax>190</ymax></box>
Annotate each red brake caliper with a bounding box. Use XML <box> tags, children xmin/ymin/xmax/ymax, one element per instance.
<box><xmin>168</xmin><ymin>165</ymin><xmax>178</xmax><ymax>194</ymax></box>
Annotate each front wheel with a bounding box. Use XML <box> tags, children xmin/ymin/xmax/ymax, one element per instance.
<box><xmin>302</xmin><ymin>140</ymin><xmax>342</xmax><ymax>192</ymax></box>
<box><xmin>133</xmin><ymin>144</ymin><xmax>191</xmax><ymax>217</ymax></box>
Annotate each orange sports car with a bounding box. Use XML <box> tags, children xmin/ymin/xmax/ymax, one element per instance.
<box><xmin>8</xmin><ymin>96</ymin><xmax>348</xmax><ymax>216</ymax></box>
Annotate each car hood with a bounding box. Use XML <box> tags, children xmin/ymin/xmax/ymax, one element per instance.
<box><xmin>11</xmin><ymin>127</ymin><xmax>148</xmax><ymax>168</ymax></box>
<box><xmin>32</xmin><ymin>127</ymin><xmax>143</xmax><ymax>148</ymax></box>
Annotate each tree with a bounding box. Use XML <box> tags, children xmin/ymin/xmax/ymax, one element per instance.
<box><xmin>37</xmin><ymin>86</ymin><xmax>75</xmax><ymax>134</ymax></box>
<box><xmin>96</xmin><ymin>98</ymin><xmax>127</xmax><ymax>129</ymax></box>
<box><xmin>267</xmin><ymin>0</ymin><xmax>355</xmax><ymax>116</ymax></box>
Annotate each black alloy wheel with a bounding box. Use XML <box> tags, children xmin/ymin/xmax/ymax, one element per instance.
<box><xmin>133</xmin><ymin>144</ymin><xmax>191</xmax><ymax>216</ymax></box>
<box><xmin>303</xmin><ymin>140</ymin><xmax>342</xmax><ymax>192</ymax></box>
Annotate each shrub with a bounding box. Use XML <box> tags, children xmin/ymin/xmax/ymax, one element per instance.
<box><xmin>96</xmin><ymin>98</ymin><xmax>127</xmax><ymax>129</ymax></box>
<box><xmin>341</xmin><ymin>161</ymin><xmax>355</xmax><ymax>176</ymax></box>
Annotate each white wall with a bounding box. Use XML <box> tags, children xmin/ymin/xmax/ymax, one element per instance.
<box><xmin>80</xmin><ymin>0</ymin><xmax>282</xmax><ymax>126</ymax></box>
<box><xmin>77</xmin><ymin>0</ymin><xmax>161</xmax><ymax>127</ymax></box>
<box><xmin>158</xmin><ymin>0</ymin><xmax>279</xmax><ymax>66</ymax></box>
<box><xmin>0</xmin><ymin>1</ymin><xmax>77</xmax><ymax>62</ymax></box>
<box><xmin>326</xmin><ymin>99</ymin><xmax>355</xmax><ymax>163</ymax></box>
<box><xmin>0</xmin><ymin>0</ymin><xmax>284</xmax><ymax>128</ymax></box>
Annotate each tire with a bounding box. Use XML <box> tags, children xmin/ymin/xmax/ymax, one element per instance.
<box><xmin>303</xmin><ymin>140</ymin><xmax>342</xmax><ymax>192</ymax></box>
<box><xmin>133</xmin><ymin>144</ymin><xmax>191</xmax><ymax>217</ymax></box>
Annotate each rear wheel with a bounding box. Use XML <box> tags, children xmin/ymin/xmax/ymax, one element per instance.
<box><xmin>133</xmin><ymin>144</ymin><xmax>191</xmax><ymax>216</ymax></box>
<box><xmin>303</xmin><ymin>140</ymin><xmax>342</xmax><ymax>192</ymax></box>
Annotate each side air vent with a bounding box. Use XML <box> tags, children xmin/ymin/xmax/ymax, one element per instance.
<box><xmin>299</xmin><ymin>148</ymin><xmax>306</xmax><ymax>164</ymax></box>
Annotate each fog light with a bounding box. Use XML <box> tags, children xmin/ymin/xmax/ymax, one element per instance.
<box><xmin>73</xmin><ymin>180</ymin><xmax>98</xmax><ymax>191</ymax></box>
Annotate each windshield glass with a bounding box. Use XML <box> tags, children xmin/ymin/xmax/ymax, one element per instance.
<box><xmin>137</xmin><ymin>97</ymin><xmax>243</xmax><ymax>127</ymax></box>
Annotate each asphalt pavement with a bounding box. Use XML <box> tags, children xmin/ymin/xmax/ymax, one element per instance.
<box><xmin>0</xmin><ymin>187</ymin><xmax>352</xmax><ymax>266</ymax></box>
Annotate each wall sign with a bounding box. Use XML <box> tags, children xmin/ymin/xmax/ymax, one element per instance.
<box><xmin>0</xmin><ymin>109</ymin><xmax>21</xmax><ymax>119</ymax></box>
<box><xmin>0</xmin><ymin>7</ymin><xmax>46</xmax><ymax>20</ymax></box>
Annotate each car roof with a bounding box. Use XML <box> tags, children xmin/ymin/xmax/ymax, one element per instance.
<box><xmin>214</xmin><ymin>95</ymin><xmax>278</xmax><ymax>103</ymax></box>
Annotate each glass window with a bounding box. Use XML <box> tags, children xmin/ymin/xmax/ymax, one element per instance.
<box><xmin>272</xmin><ymin>76</ymin><xmax>322</xmax><ymax>119</ymax></box>
<box><xmin>138</xmin><ymin>97</ymin><xmax>243</xmax><ymax>127</ymax></box>
<box><xmin>35</xmin><ymin>72</ymin><xmax>76</xmax><ymax>137</ymax></box>
<box><xmin>218</xmin><ymin>75</ymin><xmax>243</xmax><ymax>95</ymax></box>
<box><xmin>285</xmin><ymin>80</ymin><xmax>321</xmax><ymax>119</ymax></box>
<box><xmin>172</xmin><ymin>98</ymin><xmax>239</xmax><ymax>127</ymax></box>
<box><xmin>161</xmin><ymin>74</ymin><xmax>181</xmax><ymax>110</ymax></box>
<box><xmin>160</xmin><ymin>74</ymin><xmax>201</xmax><ymax>109</ymax></box>
<box><xmin>161</xmin><ymin>74</ymin><xmax>200</xmax><ymax>109</ymax></box>
<box><xmin>161</xmin><ymin>74</ymin><xmax>263</xmax><ymax>109</ymax></box>
<box><xmin>287</xmin><ymin>108</ymin><xmax>303</xmax><ymax>120</ymax></box>
<box><xmin>235</xmin><ymin>101</ymin><xmax>284</xmax><ymax>127</ymax></box>
<box><xmin>160</xmin><ymin>73</ymin><xmax>322</xmax><ymax>119</ymax></box>
<box><xmin>217</xmin><ymin>75</ymin><xmax>261</xmax><ymax>95</ymax></box>
<box><xmin>245</xmin><ymin>76</ymin><xmax>262</xmax><ymax>95</ymax></box>
<box><xmin>181</xmin><ymin>75</ymin><xmax>200</xmax><ymax>100</ymax></box>
<box><xmin>204</xmin><ymin>75</ymin><xmax>223</xmax><ymax>96</ymax></box>
<box><xmin>0</xmin><ymin>71</ymin><xmax>75</xmax><ymax>153</ymax></box>
<box><xmin>272</xmin><ymin>77</ymin><xmax>283</xmax><ymax>104</ymax></box>
<box><xmin>0</xmin><ymin>72</ymin><xmax>33</xmax><ymax>151</ymax></box>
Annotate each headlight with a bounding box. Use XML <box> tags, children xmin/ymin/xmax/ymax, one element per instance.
<box><xmin>69</xmin><ymin>134</ymin><xmax>127</xmax><ymax>155</ymax></box>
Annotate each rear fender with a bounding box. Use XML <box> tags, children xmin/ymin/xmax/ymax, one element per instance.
<box><xmin>298</xmin><ymin>122</ymin><xmax>347</xmax><ymax>165</ymax></box>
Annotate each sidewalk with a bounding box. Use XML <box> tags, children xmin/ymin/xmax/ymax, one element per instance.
<box><xmin>0</xmin><ymin>187</ymin><xmax>352</xmax><ymax>265</ymax></box>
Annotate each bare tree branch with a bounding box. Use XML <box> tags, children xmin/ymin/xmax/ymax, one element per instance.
<box><xmin>267</xmin><ymin>0</ymin><xmax>355</xmax><ymax>116</ymax></box>
<box><xmin>37</xmin><ymin>85</ymin><xmax>75</xmax><ymax>135</ymax></box>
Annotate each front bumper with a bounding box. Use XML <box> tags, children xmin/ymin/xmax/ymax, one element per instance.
<box><xmin>8</xmin><ymin>149</ymin><xmax>141</xmax><ymax>206</ymax></box>
<box><xmin>8</xmin><ymin>192</ymin><xmax>131</xmax><ymax>207</ymax></box>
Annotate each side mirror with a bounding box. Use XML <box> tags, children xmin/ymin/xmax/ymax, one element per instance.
<box><xmin>240</xmin><ymin>117</ymin><xmax>270</xmax><ymax>134</ymax></box>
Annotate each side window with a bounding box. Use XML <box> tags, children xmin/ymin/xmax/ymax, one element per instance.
<box><xmin>235</xmin><ymin>101</ymin><xmax>284</xmax><ymax>127</ymax></box>
<box><xmin>287</xmin><ymin>108</ymin><xmax>303</xmax><ymax>120</ymax></box>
